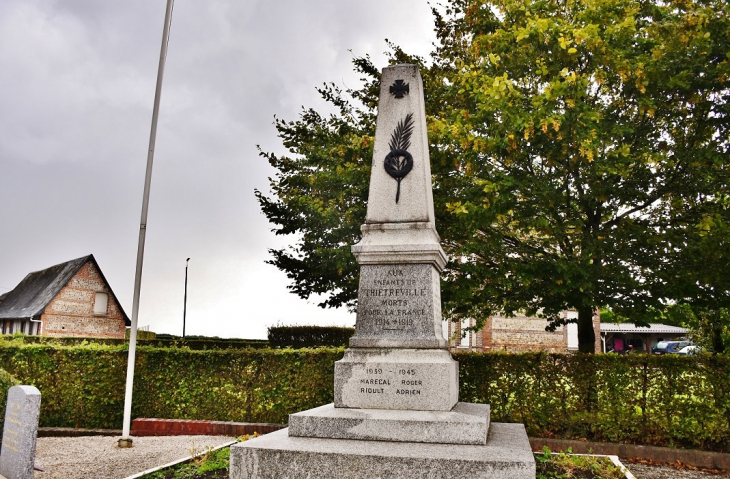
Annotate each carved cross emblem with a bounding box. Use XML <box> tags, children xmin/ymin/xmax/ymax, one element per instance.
<box><xmin>389</xmin><ymin>79</ymin><xmax>410</xmax><ymax>99</ymax></box>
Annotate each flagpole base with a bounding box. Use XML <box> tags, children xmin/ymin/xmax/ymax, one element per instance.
<box><xmin>117</xmin><ymin>438</ymin><xmax>134</xmax><ymax>448</ymax></box>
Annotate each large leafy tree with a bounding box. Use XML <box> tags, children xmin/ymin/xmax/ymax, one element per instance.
<box><xmin>655</xmin><ymin>210</ymin><xmax>730</xmax><ymax>353</ymax></box>
<box><xmin>257</xmin><ymin>0</ymin><xmax>729</xmax><ymax>352</ymax></box>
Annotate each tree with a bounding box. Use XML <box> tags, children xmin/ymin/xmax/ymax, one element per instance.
<box><xmin>654</xmin><ymin>211</ymin><xmax>730</xmax><ymax>353</ymax></box>
<box><xmin>257</xmin><ymin>0</ymin><xmax>730</xmax><ymax>353</ymax></box>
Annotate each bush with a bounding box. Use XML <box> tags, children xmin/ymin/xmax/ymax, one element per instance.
<box><xmin>0</xmin><ymin>334</ymin><xmax>270</xmax><ymax>350</ymax></box>
<box><xmin>267</xmin><ymin>326</ymin><xmax>354</xmax><ymax>348</ymax></box>
<box><xmin>125</xmin><ymin>329</ymin><xmax>157</xmax><ymax>340</ymax></box>
<box><xmin>0</xmin><ymin>367</ymin><xmax>20</xmax><ymax>436</ymax></box>
<box><xmin>0</xmin><ymin>341</ymin><xmax>342</xmax><ymax>428</ymax></box>
<box><xmin>0</xmin><ymin>338</ymin><xmax>728</xmax><ymax>452</ymax></box>
<box><xmin>455</xmin><ymin>351</ymin><xmax>730</xmax><ymax>452</ymax></box>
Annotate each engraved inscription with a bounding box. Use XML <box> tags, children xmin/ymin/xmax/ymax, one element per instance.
<box><xmin>354</xmin><ymin>366</ymin><xmax>421</xmax><ymax>398</ymax></box>
<box><xmin>358</xmin><ymin>267</ymin><xmax>430</xmax><ymax>331</ymax></box>
<box><xmin>3</xmin><ymin>400</ymin><xmax>22</xmax><ymax>453</ymax></box>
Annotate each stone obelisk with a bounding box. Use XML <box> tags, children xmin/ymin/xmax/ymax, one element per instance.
<box><xmin>333</xmin><ymin>64</ymin><xmax>458</xmax><ymax>412</ymax></box>
<box><xmin>230</xmin><ymin>65</ymin><xmax>535</xmax><ymax>479</ymax></box>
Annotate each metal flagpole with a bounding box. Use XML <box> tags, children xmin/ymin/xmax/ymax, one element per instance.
<box><xmin>119</xmin><ymin>0</ymin><xmax>175</xmax><ymax>448</ymax></box>
<box><xmin>183</xmin><ymin>258</ymin><xmax>190</xmax><ymax>337</ymax></box>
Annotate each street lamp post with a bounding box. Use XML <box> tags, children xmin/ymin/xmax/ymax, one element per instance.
<box><xmin>183</xmin><ymin>258</ymin><xmax>190</xmax><ymax>338</ymax></box>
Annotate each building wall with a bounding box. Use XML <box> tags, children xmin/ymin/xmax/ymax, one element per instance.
<box><xmin>445</xmin><ymin>313</ymin><xmax>567</xmax><ymax>352</ymax></box>
<box><xmin>446</xmin><ymin>310</ymin><xmax>601</xmax><ymax>353</ymax></box>
<box><xmin>488</xmin><ymin>313</ymin><xmax>567</xmax><ymax>352</ymax></box>
<box><xmin>40</xmin><ymin>261</ymin><xmax>126</xmax><ymax>338</ymax></box>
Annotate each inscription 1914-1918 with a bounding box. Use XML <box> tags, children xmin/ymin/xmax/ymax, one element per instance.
<box><xmin>359</xmin><ymin>268</ymin><xmax>428</xmax><ymax>331</ymax></box>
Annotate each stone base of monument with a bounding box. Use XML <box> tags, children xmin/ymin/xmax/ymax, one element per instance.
<box><xmin>230</xmin><ymin>422</ymin><xmax>535</xmax><ymax>478</ymax></box>
<box><xmin>334</xmin><ymin>348</ymin><xmax>459</xmax><ymax>411</ymax></box>
<box><xmin>289</xmin><ymin>402</ymin><xmax>490</xmax><ymax>445</ymax></box>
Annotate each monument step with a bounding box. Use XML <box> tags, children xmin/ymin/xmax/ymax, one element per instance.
<box><xmin>230</xmin><ymin>423</ymin><xmax>535</xmax><ymax>479</ymax></box>
<box><xmin>289</xmin><ymin>402</ymin><xmax>490</xmax><ymax>445</ymax></box>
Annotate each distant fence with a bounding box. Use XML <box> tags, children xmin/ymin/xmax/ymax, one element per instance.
<box><xmin>0</xmin><ymin>340</ymin><xmax>727</xmax><ymax>452</ymax></box>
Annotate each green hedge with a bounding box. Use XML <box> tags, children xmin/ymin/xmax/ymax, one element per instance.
<box><xmin>0</xmin><ymin>334</ymin><xmax>270</xmax><ymax>350</ymax></box>
<box><xmin>0</xmin><ymin>340</ymin><xmax>728</xmax><ymax>452</ymax></box>
<box><xmin>0</xmin><ymin>367</ymin><xmax>20</xmax><ymax>437</ymax></box>
<box><xmin>139</xmin><ymin>339</ymin><xmax>270</xmax><ymax>350</ymax></box>
<box><xmin>0</xmin><ymin>342</ymin><xmax>341</xmax><ymax>429</ymax></box>
<box><xmin>456</xmin><ymin>351</ymin><xmax>730</xmax><ymax>452</ymax></box>
<box><xmin>267</xmin><ymin>326</ymin><xmax>355</xmax><ymax>348</ymax></box>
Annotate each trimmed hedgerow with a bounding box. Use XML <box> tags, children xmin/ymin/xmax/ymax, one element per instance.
<box><xmin>0</xmin><ymin>334</ymin><xmax>270</xmax><ymax>350</ymax></box>
<box><xmin>0</xmin><ymin>367</ymin><xmax>20</xmax><ymax>436</ymax></box>
<box><xmin>455</xmin><ymin>351</ymin><xmax>730</xmax><ymax>452</ymax></box>
<box><xmin>0</xmin><ymin>341</ymin><xmax>341</xmax><ymax>429</ymax></box>
<box><xmin>0</xmin><ymin>340</ymin><xmax>728</xmax><ymax>452</ymax></box>
<box><xmin>267</xmin><ymin>326</ymin><xmax>354</xmax><ymax>348</ymax></box>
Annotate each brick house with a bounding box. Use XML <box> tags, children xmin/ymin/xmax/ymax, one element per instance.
<box><xmin>444</xmin><ymin>310</ymin><xmax>602</xmax><ymax>353</ymax></box>
<box><xmin>0</xmin><ymin>255</ymin><xmax>129</xmax><ymax>338</ymax></box>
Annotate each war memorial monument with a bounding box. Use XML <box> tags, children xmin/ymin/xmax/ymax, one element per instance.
<box><xmin>230</xmin><ymin>64</ymin><xmax>535</xmax><ymax>478</ymax></box>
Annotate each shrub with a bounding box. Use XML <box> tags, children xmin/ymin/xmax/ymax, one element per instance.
<box><xmin>0</xmin><ymin>341</ymin><xmax>342</xmax><ymax>428</ymax></box>
<box><xmin>0</xmin><ymin>367</ymin><xmax>20</xmax><ymax>436</ymax></box>
<box><xmin>0</xmin><ymin>334</ymin><xmax>270</xmax><ymax>350</ymax></box>
<box><xmin>0</xmin><ymin>339</ymin><xmax>728</xmax><ymax>452</ymax></box>
<box><xmin>455</xmin><ymin>351</ymin><xmax>730</xmax><ymax>452</ymax></box>
<box><xmin>267</xmin><ymin>325</ymin><xmax>354</xmax><ymax>348</ymax></box>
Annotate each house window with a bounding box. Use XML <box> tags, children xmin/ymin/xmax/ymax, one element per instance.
<box><xmin>567</xmin><ymin>323</ymin><xmax>579</xmax><ymax>350</ymax></box>
<box><xmin>459</xmin><ymin>318</ymin><xmax>470</xmax><ymax>348</ymax></box>
<box><xmin>94</xmin><ymin>292</ymin><xmax>108</xmax><ymax>315</ymax></box>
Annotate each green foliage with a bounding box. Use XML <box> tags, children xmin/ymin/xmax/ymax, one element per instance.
<box><xmin>0</xmin><ymin>334</ymin><xmax>270</xmax><ymax>350</ymax></box>
<box><xmin>143</xmin><ymin>445</ymin><xmax>232</xmax><ymax>479</ymax></box>
<box><xmin>0</xmin><ymin>367</ymin><xmax>20</xmax><ymax>437</ymax></box>
<box><xmin>254</xmin><ymin>56</ymin><xmax>381</xmax><ymax>312</ymax></box>
<box><xmin>0</xmin><ymin>340</ymin><xmax>343</xmax><ymax>428</ymax></box>
<box><xmin>456</xmin><ymin>351</ymin><xmax>730</xmax><ymax>451</ymax></box>
<box><xmin>139</xmin><ymin>339</ymin><xmax>270</xmax><ymax>350</ymax></box>
<box><xmin>1</xmin><ymin>338</ymin><xmax>729</xmax><ymax>452</ymax></box>
<box><xmin>535</xmin><ymin>447</ymin><xmax>625</xmax><ymax>479</ymax></box>
<box><xmin>267</xmin><ymin>325</ymin><xmax>355</xmax><ymax>348</ymax></box>
<box><xmin>256</xmin><ymin>0</ymin><xmax>730</xmax><ymax>353</ymax></box>
<box><xmin>126</xmin><ymin>329</ymin><xmax>157</xmax><ymax>340</ymax></box>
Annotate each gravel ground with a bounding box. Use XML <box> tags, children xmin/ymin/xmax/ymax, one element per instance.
<box><xmin>622</xmin><ymin>460</ymin><xmax>730</xmax><ymax>479</ymax></box>
<box><xmin>33</xmin><ymin>435</ymin><xmax>235</xmax><ymax>479</ymax></box>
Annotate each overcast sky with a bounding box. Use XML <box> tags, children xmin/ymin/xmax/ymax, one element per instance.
<box><xmin>0</xmin><ymin>0</ymin><xmax>437</xmax><ymax>339</ymax></box>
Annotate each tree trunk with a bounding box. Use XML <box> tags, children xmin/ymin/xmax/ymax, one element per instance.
<box><xmin>711</xmin><ymin>319</ymin><xmax>725</xmax><ymax>355</ymax></box>
<box><xmin>577</xmin><ymin>306</ymin><xmax>596</xmax><ymax>354</ymax></box>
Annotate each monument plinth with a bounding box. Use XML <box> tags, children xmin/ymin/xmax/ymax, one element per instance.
<box><xmin>230</xmin><ymin>64</ymin><xmax>535</xmax><ymax>478</ymax></box>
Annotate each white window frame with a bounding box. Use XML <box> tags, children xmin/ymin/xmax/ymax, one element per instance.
<box><xmin>94</xmin><ymin>292</ymin><xmax>109</xmax><ymax>315</ymax></box>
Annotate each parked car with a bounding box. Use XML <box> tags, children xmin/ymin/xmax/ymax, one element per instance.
<box><xmin>677</xmin><ymin>345</ymin><xmax>702</xmax><ymax>355</ymax></box>
<box><xmin>652</xmin><ymin>341</ymin><xmax>691</xmax><ymax>355</ymax></box>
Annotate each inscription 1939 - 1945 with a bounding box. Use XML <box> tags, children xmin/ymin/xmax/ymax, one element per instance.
<box><xmin>357</xmin><ymin>367</ymin><xmax>422</xmax><ymax>397</ymax></box>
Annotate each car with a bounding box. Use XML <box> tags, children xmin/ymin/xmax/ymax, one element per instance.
<box><xmin>677</xmin><ymin>345</ymin><xmax>702</xmax><ymax>355</ymax></box>
<box><xmin>651</xmin><ymin>340</ymin><xmax>691</xmax><ymax>355</ymax></box>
